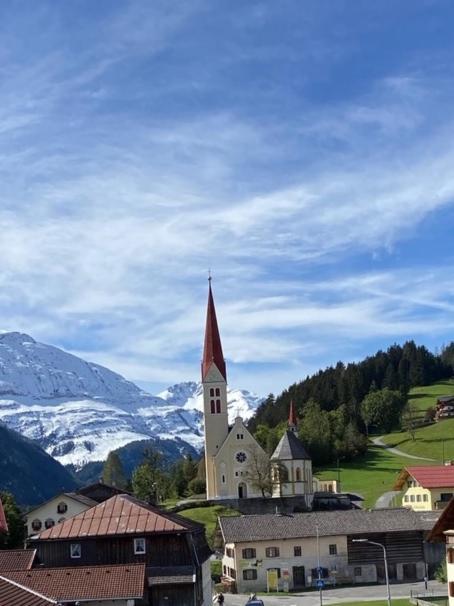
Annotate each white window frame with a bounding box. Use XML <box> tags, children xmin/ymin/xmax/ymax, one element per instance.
<box><xmin>70</xmin><ymin>543</ymin><xmax>81</xmax><ymax>559</ymax></box>
<box><xmin>134</xmin><ymin>537</ymin><xmax>146</xmax><ymax>555</ymax></box>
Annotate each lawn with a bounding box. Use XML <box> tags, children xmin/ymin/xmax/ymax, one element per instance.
<box><xmin>178</xmin><ymin>504</ymin><xmax>240</xmax><ymax>546</ymax></box>
<box><xmin>381</xmin><ymin>418</ymin><xmax>454</xmax><ymax>462</ymax></box>
<box><xmin>408</xmin><ymin>379</ymin><xmax>454</xmax><ymax>413</ymax></box>
<box><xmin>316</xmin><ymin>445</ymin><xmax>411</xmax><ymax>508</ymax></box>
<box><xmin>330</xmin><ymin>601</ymin><xmax>412</xmax><ymax>606</ymax></box>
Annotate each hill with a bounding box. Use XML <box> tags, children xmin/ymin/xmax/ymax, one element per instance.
<box><xmin>0</xmin><ymin>423</ymin><xmax>76</xmax><ymax>506</ymax></box>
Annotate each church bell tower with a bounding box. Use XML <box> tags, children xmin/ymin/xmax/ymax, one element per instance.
<box><xmin>202</xmin><ymin>279</ymin><xmax>229</xmax><ymax>499</ymax></box>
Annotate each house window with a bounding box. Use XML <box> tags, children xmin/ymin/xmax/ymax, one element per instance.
<box><xmin>441</xmin><ymin>493</ymin><xmax>453</xmax><ymax>502</ymax></box>
<box><xmin>265</xmin><ymin>547</ymin><xmax>280</xmax><ymax>558</ymax></box>
<box><xmin>295</xmin><ymin>468</ymin><xmax>301</xmax><ymax>481</ymax></box>
<box><xmin>70</xmin><ymin>543</ymin><xmax>81</xmax><ymax>559</ymax></box>
<box><xmin>210</xmin><ymin>400</ymin><xmax>215</xmax><ymax>414</ymax></box>
<box><xmin>210</xmin><ymin>388</ymin><xmax>215</xmax><ymax>397</ymax></box>
<box><xmin>225</xmin><ymin>547</ymin><xmax>234</xmax><ymax>558</ymax></box>
<box><xmin>329</xmin><ymin>544</ymin><xmax>337</xmax><ymax>555</ymax></box>
<box><xmin>354</xmin><ymin>567</ymin><xmax>362</xmax><ymax>576</ymax></box>
<box><xmin>237</xmin><ymin>433</ymin><xmax>244</xmax><ymax>440</ymax></box>
<box><xmin>423</xmin><ymin>494</ymin><xmax>428</xmax><ymax>502</ymax></box>
<box><xmin>223</xmin><ymin>565</ymin><xmax>227</xmax><ymax>575</ymax></box>
<box><xmin>243</xmin><ymin>569</ymin><xmax>257</xmax><ymax>580</ymax></box>
<box><xmin>44</xmin><ymin>518</ymin><xmax>55</xmax><ymax>529</ymax></box>
<box><xmin>222</xmin><ymin>474</ymin><xmax>226</xmax><ymax>484</ymax></box>
<box><xmin>294</xmin><ymin>546</ymin><xmax>302</xmax><ymax>557</ymax></box>
<box><xmin>410</xmin><ymin>495</ymin><xmax>415</xmax><ymax>502</ymax></box>
<box><xmin>404</xmin><ymin>495</ymin><xmax>409</xmax><ymax>502</ymax></box>
<box><xmin>215</xmin><ymin>388</ymin><xmax>220</xmax><ymax>396</ymax></box>
<box><xmin>31</xmin><ymin>519</ymin><xmax>42</xmax><ymax>531</ymax></box>
<box><xmin>134</xmin><ymin>538</ymin><xmax>146</xmax><ymax>554</ymax></box>
<box><xmin>229</xmin><ymin>567</ymin><xmax>237</xmax><ymax>579</ymax></box>
<box><xmin>450</xmin><ymin>581</ymin><xmax>454</xmax><ymax>597</ymax></box>
<box><xmin>57</xmin><ymin>501</ymin><xmax>68</xmax><ymax>514</ymax></box>
<box><xmin>416</xmin><ymin>494</ymin><xmax>421</xmax><ymax>502</ymax></box>
<box><xmin>242</xmin><ymin>548</ymin><xmax>256</xmax><ymax>559</ymax></box>
<box><xmin>448</xmin><ymin>548</ymin><xmax>454</xmax><ymax>564</ymax></box>
<box><xmin>216</xmin><ymin>399</ymin><xmax>221</xmax><ymax>413</ymax></box>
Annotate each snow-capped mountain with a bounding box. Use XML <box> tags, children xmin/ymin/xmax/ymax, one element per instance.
<box><xmin>0</xmin><ymin>332</ymin><xmax>262</xmax><ymax>468</ymax></box>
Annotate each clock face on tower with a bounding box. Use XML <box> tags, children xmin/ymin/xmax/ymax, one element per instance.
<box><xmin>235</xmin><ymin>451</ymin><xmax>247</xmax><ymax>463</ymax></box>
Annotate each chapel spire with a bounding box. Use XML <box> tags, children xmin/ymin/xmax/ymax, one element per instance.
<box><xmin>202</xmin><ymin>279</ymin><xmax>226</xmax><ymax>381</ymax></box>
<box><xmin>288</xmin><ymin>400</ymin><xmax>298</xmax><ymax>433</ymax></box>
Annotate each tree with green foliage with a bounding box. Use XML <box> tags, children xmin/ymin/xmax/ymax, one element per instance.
<box><xmin>102</xmin><ymin>451</ymin><xmax>128</xmax><ymax>489</ymax></box>
<box><xmin>299</xmin><ymin>400</ymin><xmax>332</xmax><ymax>464</ymax></box>
<box><xmin>0</xmin><ymin>492</ymin><xmax>24</xmax><ymax>549</ymax></box>
<box><xmin>131</xmin><ymin>448</ymin><xmax>171</xmax><ymax>504</ymax></box>
<box><xmin>360</xmin><ymin>388</ymin><xmax>406</xmax><ymax>434</ymax></box>
<box><xmin>401</xmin><ymin>402</ymin><xmax>418</xmax><ymax>441</ymax></box>
<box><xmin>254</xmin><ymin>423</ymin><xmax>283</xmax><ymax>455</ymax></box>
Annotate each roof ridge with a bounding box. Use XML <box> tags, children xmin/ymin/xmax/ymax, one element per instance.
<box><xmin>0</xmin><ymin>575</ymin><xmax>56</xmax><ymax>604</ymax></box>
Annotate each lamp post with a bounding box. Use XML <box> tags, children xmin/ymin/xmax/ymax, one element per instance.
<box><xmin>352</xmin><ymin>539</ymin><xmax>391</xmax><ymax>606</ymax></box>
<box><xmin>316</xmin><ymin>524</ymin><xmax>323</xmax><ymax>606</ymax></box>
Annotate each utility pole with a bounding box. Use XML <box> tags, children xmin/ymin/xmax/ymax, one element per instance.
<box><xmin>316</xmin><ymin>524</ymin><xmax>323</xmax><ymax>606</ymax></box>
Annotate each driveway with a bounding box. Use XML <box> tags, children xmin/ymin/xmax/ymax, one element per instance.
<box><xmin>222</xmin><ymin>580</ymin><xmax>446</xmax><ymax>605</ymax></box>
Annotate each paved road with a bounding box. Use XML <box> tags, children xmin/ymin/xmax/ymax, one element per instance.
<box><xmin>372</xmin><ymin>436</ymin><xmax>435</xmax><ymax>461</ymax></box>
<box><xmin>222</xmin><ymin>580</ymin><xmax>445</xmax><ymax>605</ymax></box>
<box><xmin>374</xmin><ymin>490</ymin><xmax>401</xmax><ymax>508</ymax></box>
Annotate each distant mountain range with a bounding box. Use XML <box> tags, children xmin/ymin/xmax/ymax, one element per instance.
<box><xmin>0</xmin><ymin>332</ymin><xmax>263</xmax><ymax>469</ymax></box>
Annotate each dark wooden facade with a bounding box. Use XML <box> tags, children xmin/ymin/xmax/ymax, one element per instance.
<box><xmin>348</xmin><ymin>531</ymin><xmax>425</xmax><ymax>565</ymax></box>
<box><xmin>29</xmin><ymin>528</ymin><xmax>210</xmax><ymax>606</ymax></box>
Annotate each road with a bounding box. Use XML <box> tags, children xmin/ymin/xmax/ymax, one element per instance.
<box><xmin>222</xmin><ymin>580</ymin><xmax>445</xmax><ymax>605</ymax></box>
<box><xmin>371</xmin><ymin>436</ymin><xmax>435</xmax><ymax>461</ymax></box>
<box><xmin>374</xmin><ymin>490</ymin><xmax>401</xmax><ymax>508</ymax></box>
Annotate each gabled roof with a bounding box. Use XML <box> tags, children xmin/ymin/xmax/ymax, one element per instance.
<box><xmin>0</xmin><ymin>497</ymin><xmax>8</xmax><ymax>534</ymax></box>
<box><xmin>33</xmin><ymin>494</ymin><xmax>197</xmax><ymax>540</ymax></box>
<box><xmin>4</xmin><ymin>564</ymin><xmax>146</xmax><ymax>602</ymax></box>
<box><xmin>0</xmin><ymin>576</ymin><xmax>56</xmax><ymax>605</ymax></box>
<box><xmin>394</xmin><ymin>465</ymin><xmax>454</xmax><ymax>490</ymax></box>
<box><xmin>271</xmin><ymin>430</ymin><xmax>311</xmax><ymax>461</ymax></box>
<box><xmin>428</xmin><ymin>497</ymin><xmax>454</xmax><ymax>542</ymax></box>
<box><xmin>76</xmin><ymin>481</ymin><xmax>131</xmax><ymax>503</ymax></box>
<box><xmin>26</xmin><ymin>491</ymin><xmax>96</xmax><ymax>517</ymax></box>
<box><xmin>202</xmin><ymin>282</ymin><xmax>226</xmax><ymax>381</ymax></box>
<box><xmin>0</xmin><ymin>549</ymin><xmax>36</xmax><ymax>572</ymax></box>
<box><xmin>220</xmin><ymin>508</ymin><xmax>435</xmax><ymax>543</ymax></box>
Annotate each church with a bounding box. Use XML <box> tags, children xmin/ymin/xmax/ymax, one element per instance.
<box><xmin>201</xmin><ymin>281</ymin><xmax>314</xmax><ymax>504</ymax></box>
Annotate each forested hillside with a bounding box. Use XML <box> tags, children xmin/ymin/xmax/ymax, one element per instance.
<box><xmin>249</xmin><ymin>341</ymin><xmax>454</xmax><ymax>465</ymax></box>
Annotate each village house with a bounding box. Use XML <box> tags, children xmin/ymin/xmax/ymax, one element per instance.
<box><xmin>219</xmin><ymin>508</ymin><xmax>439</xmax><ymax>593</ymax></box>
<box><xmin>25</xmin><ymin>482</ymin><xmax>127</xmax><ymax>536</ymax></box>
<box><xmin>27</xmin><ymin>493</ymin><xmax>212</xmax><ymax>606</ymax></box>
<box><xmin>428</xmin><ymin>497</ymin><xmax>454</xmax><ymax>605</ymax></box>
<box><xmin>395</xmin><ymin>465</ymin><xmax>454</xmax><ymax>511</ymax></box>
<box><xmin>435</xmin><ymin>396</ymin><xmax>454</xmax><ymax>421</ymax></box>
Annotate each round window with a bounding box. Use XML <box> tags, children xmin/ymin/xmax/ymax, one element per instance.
<box><xmin>236</xmin><ymin>451</ymin><xmax>247</xmax><ymax>463</ymax></box>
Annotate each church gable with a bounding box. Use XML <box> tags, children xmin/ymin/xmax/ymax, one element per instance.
<box><xmin>203</xmin><ymin>362</ymin><xmax>226</xmax><ymax>384</ymax></box>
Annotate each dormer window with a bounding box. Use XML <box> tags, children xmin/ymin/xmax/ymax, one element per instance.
<box><xmin>134</xmin><ymin>538</ymin><xmax>146</xmax><ymax>555</ymax></box>
<box><xmin>70</xmin><ymin>543</ymin><xmax>81</xmax><ymax>558</ymax></box>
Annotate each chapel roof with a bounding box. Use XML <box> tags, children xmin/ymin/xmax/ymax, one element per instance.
<box><xmin>271</xmin><ymin>429</ymin><xmax>311</xmax><ymax>461</ymax></box>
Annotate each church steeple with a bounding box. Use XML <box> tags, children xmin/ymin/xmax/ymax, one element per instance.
<box><xmin>288</xmin><ymin>400</ymin><xmax>298</xmax><ymax>433</ymax></box>
<box><xmin>202</xmin><ymin>280</ymin><xmax>226</xmax><ymax>381</ymax></box>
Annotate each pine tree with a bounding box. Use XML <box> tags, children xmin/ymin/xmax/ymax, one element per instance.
<box><xmin>0</xmin><ymin>492</ymin><xmax>24</xmax><ymax>549</ymax></box>
<box><xmin>102</xmin><ymin>451</ymin><xmax>127</xmax><ymax>489</ymax></box>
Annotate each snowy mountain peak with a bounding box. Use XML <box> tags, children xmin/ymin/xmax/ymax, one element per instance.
<box><xmin>0</xmin><ymin>334</ymin><xmax>263</xmax><ymax>468</ymax></box>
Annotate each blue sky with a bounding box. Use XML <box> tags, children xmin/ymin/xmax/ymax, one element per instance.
<box><xmin>2</xmin><ymin>0</ymin><xmax>454</xmax><ymax>396</ymax></box>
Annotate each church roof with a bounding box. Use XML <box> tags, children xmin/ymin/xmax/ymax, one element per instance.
<box><xmin>271</xmin><ymin>430</ymin><xmax>311</xmax><ymax>461</ymax></box>
<box><xmin>202</xmin><ymin>282</ymin><xmax>226</xmax><ymax>381</ymax></box>
<box><xmin>288</xmin><ymin>400</ymin><xmax>297</xmax><ymax>427</ymax></box>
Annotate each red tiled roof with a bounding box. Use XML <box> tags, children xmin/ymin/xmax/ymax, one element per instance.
<box><xmin>0</xmin><ymin>549</ymin><xmax>36</xmax><ymax>572</ymax></box>
<box><xmin>405</xmin><ymin>466</ymin><xmax>454</xmax><ymax>488</ymax></box>
<box><xmin>4</xmin><ymin>564</ymin><xmax>146</xmax><ymax>601</ymax></box>
<box><xmin>202</xmin><ymin>282</ymin><xmax>226</xmax><ymax>381</ymax></box>
<box><xmin>0</xmin><ymin>498</ymin><xmax>8</xmax><ymax>534</ymax></box>
<box><xmin>0</xmin><ymin>576</ymin><xmax>56</xmax><ymax>605</ymax></box>
<box><xmin>35</xmin><ymin>494</ymin><xmax>189</xmax><ymax>540</ymax></box>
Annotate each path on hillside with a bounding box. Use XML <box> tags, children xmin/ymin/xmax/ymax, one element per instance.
<box><xmin>374</xmin><ymin>490</ymin><xmax>401</xmax><ymax>508</ymax></box>
<box><xmin>372</xmin><ymin>436</ymin><xmax>435</xmax><ymax>461</ymax></box>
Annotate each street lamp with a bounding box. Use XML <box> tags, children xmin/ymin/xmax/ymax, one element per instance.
<box><xmin>352</xmin><ymin>539</ymin><xmax>391</xmax><ymax>606</ymax></box>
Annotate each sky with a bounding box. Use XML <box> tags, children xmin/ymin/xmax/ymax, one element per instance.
<box><xmin>2</xmin><ymin>0</ymin><xmax>454</xmax><ymax>396</ymax></box>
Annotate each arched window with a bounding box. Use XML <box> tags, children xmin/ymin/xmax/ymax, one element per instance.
<box><xmin>31</xmin><ymin>519</ymin><xmax>42</xmax><ymax>532</ymax></box>
<box><xmin>57</xmin><ymin>501</ymin><xmax>68</xmax><ymax>514</ymax></box>
<box><xmin>45</xmin><ymin>518</ymin><xmax>55</xmax><ymax>529</ymax></box>
<box><xmin>215</xmin><ymin>388</ymin><xmax>220</xmax><ymax>396</ymax></box>
<box><xmin>295</xmin><ymin>468</ymin><xmax>301</xmax><ymax>481</ymax></box>
<box><xmin>210</xmin><ymin>388</ymin><xmax>215</xmax><ymax>397</ymax></box>
<box><xmin>216</xmin><ymin>399</ymin><xmax>221</xmax><ymax>413</ymax></box>
<box><xmin>210</xmin><ymin>400</ymin><xmax>215</xmax><ymax>413</ymax></box>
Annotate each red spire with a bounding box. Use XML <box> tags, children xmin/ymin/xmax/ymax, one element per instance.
<box><xmin>288</xmin><ymin>400</ymin><xmax>297</xmax><ymax>428</ymax></box>
<box><xmin>0</xmin><ymin>497</ymin><xmax>8</xmax><ymax>534</ymax></box>
<box><xmin>202</xmin><ymin>280</ymin><xmax>226</xmax><ymax>381</ymax></box>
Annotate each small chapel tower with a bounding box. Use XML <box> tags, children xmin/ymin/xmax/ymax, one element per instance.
<box><xmin>202</xmin><ymin>279</ymin><xmax>229</xmax><ymax>499</ymax></box>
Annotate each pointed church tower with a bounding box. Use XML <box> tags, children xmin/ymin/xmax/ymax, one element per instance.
<box><xmin>288</xmin><ymin>399</ymin><xmax>298</xmax><ymax>434</ymax></box>
<box><xmin>202</xmin><ymin>279</ymin><xmax>229</xmax><ymax>500</ymax></box>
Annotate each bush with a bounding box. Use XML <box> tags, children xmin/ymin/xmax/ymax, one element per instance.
<box><xmin>435</xmin><ymin>559</ymin><xmax>447</xmax><ymax>583</ymax></box>
<box><xmin>188</xmin><ymin>478</ymin><xmax>206</xmax><ymax>495</ymax></box>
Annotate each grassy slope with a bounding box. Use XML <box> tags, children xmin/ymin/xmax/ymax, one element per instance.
<box><xmin>179</xmin><ymin>505</ymin><xmax>240</xmax><ymax>545</ymax></box>
<box><xmin>381</xmin><ymin>379</ymin><xmax>454</xmax><ymax>461</ymax></box>
<box><xmin>316</xmin><ymin>446</ymin><xmax>411</xmax><ymax>508</ymax></box>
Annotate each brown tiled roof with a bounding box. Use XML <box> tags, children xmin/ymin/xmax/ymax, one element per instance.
<box><xmin>220</xmin><ymin>508</ymin><xmax>436</xmax><ymax>543</ymax></box>
<box><xmin>0</xmin><ymin>549</ymin><xmax>36</xmax><ymax>572</ymax></box>
<box><xmin>0</xmin><ymin>576</ymin><xmax>56</xmax><ymax>605</ymax></box>
<box><xmin>34</xmin><ymin>494</ymin><xmax>194</xmax><ymax>540</ymax></box>
<box><xmin>4</xmin><ymin>563</ymin><xmax>146</xmax><ymax>601</ymax></box>
<box><xmin>0</xmin><ymin>498</ymin><xmax>8</xmax><ymax>534</ymax></box>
